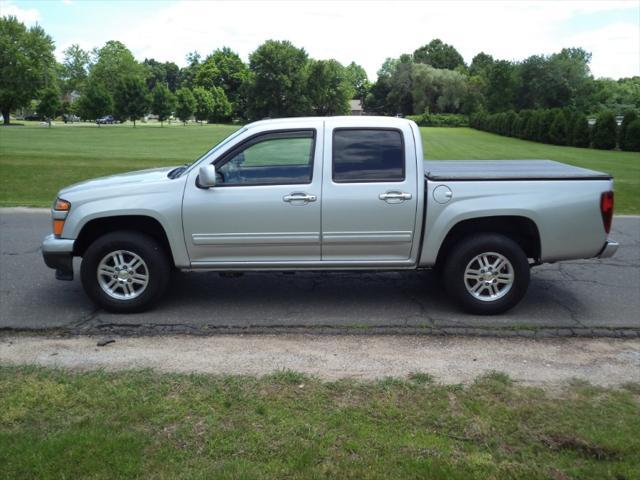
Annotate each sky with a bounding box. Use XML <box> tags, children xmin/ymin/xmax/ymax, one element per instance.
<box><xmin>2</xmin><ymin>0</ymin><xmax>639</xmax><ymax>80</ymax></box>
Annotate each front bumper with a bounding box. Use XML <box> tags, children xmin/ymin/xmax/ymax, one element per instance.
<box><xmin>597</xmin><ymin>240</ymin><xmax>619</xmax><ymax>259</ymax></box>
<box><xmin>42</xmin><ymin>234</ymin><xmax>75</xmax><ymax>280</ymax></box>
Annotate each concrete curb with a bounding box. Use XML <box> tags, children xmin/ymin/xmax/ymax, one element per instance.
<box><xmin>3</xmin><ymin>325</ymin><xmax>639</xmax><ymax>339</ymax></box>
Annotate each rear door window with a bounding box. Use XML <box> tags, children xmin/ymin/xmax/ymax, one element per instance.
<box><xmin>332</xmin><ymin>129</ymin><xmax>404</xmax><ymax>182</ymax></box>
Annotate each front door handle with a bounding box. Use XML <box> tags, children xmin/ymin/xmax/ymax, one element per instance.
<box><xmin>283</xmin><ymin>192</ymin><xmax>317</xmax><ymax>203</ymax></box>
<box><xmin>379</xmin><ymin>191</ymin><xmax>412</xmax><ymax>202</ymax></box>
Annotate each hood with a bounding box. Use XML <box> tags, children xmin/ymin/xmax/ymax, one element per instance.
<box><xmin>59</xmin><ymin>166</ymin><xmax>178</xmax><ymax>197</ymax></box>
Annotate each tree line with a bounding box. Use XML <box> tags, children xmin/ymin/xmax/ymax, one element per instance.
<box><xmin>1</xmin><ymin>15</ymin><xmax>638</xmax><ymax>146</ymax></box>
<box><xmin>1</xmin><ymin>16</ymin><xmax>366</xmax><ymax>126</ymax></box>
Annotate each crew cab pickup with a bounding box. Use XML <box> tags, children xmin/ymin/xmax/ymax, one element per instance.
<box><xmin>41</xmin><ymin>116</ymin><xmax>618</xmax><ymax>314</ymax></box>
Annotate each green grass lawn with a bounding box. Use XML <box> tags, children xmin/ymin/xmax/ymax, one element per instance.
<box><xmin>1</xmin><ymin>123</ymin><xmax>638</xmax><ymax>212</ymax></box>
<box><xmin>1</xmin><ymin>366</ymin><xmax>638</xmax><ymax>479</ymax></box>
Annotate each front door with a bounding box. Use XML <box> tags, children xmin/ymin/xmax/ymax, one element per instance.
<box><xmin>182</xmin><ymin>129</ymin><xmax>322</xmax><ymax>264</ymax></box>
<box><xmin>321</xmin><ymin>126</ymin><xmax>418</xmax><ymax>261</ymax></box>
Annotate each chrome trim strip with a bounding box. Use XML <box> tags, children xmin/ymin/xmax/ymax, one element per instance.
<box><xmin>322</xmin><ymin>231</ymin><xmax>413</xmax><ymax>244</ymax></box>
<box><xmin>192</xmin><ymin>232</ymin><xmax>320</xmax><ymax>246</ymax></box>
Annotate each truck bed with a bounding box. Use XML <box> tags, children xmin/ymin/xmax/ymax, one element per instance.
<box><xmin>424</xmin><ymin>160</ymin><xmax>611</xmax><ymax>181</ymax></box>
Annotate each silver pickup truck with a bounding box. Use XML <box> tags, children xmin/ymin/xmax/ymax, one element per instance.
<box><xmin>42</xmin><ymin>116</ymin><xmax>618</xmax><ymax>314</ymax></box>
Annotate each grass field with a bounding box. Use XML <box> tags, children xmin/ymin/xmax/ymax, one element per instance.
<box><xmin>1</xmin><ymin>366</ymin><xmax>638</xmax><ymax>479</ymax></box>
<box><xmin>1</xmin><ymin>122</ymin><xmax>638</xmax><ymax>212</ymax></box>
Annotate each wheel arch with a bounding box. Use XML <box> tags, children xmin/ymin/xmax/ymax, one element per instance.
<box><xmin>435</xmin><ymin>215</ymin><xmax>541</xmax><ymax>268</ymax></box>
<box><xmin>73</xmin><ymin>215</ymin><xmax>175</xmax><ymax>267</ymax></box>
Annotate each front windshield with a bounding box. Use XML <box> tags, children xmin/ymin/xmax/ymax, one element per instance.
<box><xmin>177</xmin><ymin>127</ymin><xmax>247</xmax><ymax>177</ymax></box>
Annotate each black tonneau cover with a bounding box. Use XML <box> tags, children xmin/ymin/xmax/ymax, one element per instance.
<box><xmin>424</xmin><ymin>160</ymin><xmax>611</xmax><ymax>181</ymax></box>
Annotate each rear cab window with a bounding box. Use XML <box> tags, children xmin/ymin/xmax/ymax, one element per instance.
<box><xmin>332</xmin><ymin>129</ymin><xmax>405</xmax><ymax>183</ymax></box>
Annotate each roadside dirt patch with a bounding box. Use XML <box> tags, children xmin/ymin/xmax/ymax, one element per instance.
<box><xmin>1</xmin><ymin>335</ymin><xmax>639</xmax><ymax>388</ymax></box>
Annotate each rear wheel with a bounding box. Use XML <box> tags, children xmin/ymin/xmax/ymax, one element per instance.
<box><xmin>80</xmin><ymin>231</ymin><xmax>170</xmax><ymax>313</ymax></box>
<box><xmin>443</xmin><ymin>234</ymin><xmax>530</xmax><ymax>315</ymax></box>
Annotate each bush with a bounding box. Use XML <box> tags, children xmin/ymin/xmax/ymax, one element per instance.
<box><xmin>535</xmin><ymin>109</ymin><xmax>555</xmax><ymax>144</ymax></box>
<box><xmin>619</xmin><ymin>111</ymin><xmax>638</xmax><ymax>151</ymax></box>
<box><xmin>623</xmin><ymin>119</ymin><xmax>640</xmax><ymax>151</ymax></box>
<box><xmin>571</xmin><ymin>114</ymin><xmax>590</xmax><ymax>148</ymax></box>
<box><xmin>406</xmin><ymin>113</ymin><xmax>468</xmax><ymax>127</ymax></box>
<box><xmin>549</xmin><ymin>110</ymin><xmax>568</xmax><ymax>145</ymax></box>
<box><xmin>526</xmin><ymin>110</ymin><xmax>542</xmax><ymax>141</ymax></box>
<box><xmin>592</xmin><ymin>111</ymin><xmax>617</xmax><ymax>150</ymax></box>
<box><xmin>503</xmin><ymin>111</ymin><xmax>517</xmax><ymax>136</ymax></box>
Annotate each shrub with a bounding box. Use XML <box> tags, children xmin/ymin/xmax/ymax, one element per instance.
<box><xmin>503</xmin><ymin>111</ymin><xmax>517</xmax><ymax>136</ymax></box>
<box><xmin>549</xmin><ymin>110</ymin><xmax>568</xmax><ymax>145</ymax></box>
<box><xmin>571</xmin><ymin>114</ymin><xmax>591</xmax><ymax>148</ymax></box>
<box><xmin>619</xmin><ymin>111</ymin><xmax>638</xmax><ymax>151</ymax></box>
<box><xmin>525</xmin><ymin>110</ymin><xmax>542</xmax><ymax>141</ymax></box>
<box><xmin>623</xmin><ymin>119</ymin><xmax>640</xmax><ymax>152</ymax></box>
<box><xmin>512</xmin><ymin>114</ymin><xmax>524</xmax><ymax>138</ymax></box>
<box><xmin>536</xmin><ymin>109</ymin><xmax>555</xmax><ymax>144</ymax></box>
<box><xmin>406</xmin><ymin>113</ymin><xmax>468</xmax><ymax>127</ymax></box>
<box><xmin>592</xmin><ymin>111</ymin><xmax>617</xmax><ymax>150</ymax></box>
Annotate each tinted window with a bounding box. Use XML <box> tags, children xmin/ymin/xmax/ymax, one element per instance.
<box><xmin>332</xmin><ymin>129</ymin><xmax>404</xmax><ymax>182</ymax></box>
<box><xmin>217</xmin><ymin>131</ymin><xmax>314</xmax><ymax>186</ymax></box>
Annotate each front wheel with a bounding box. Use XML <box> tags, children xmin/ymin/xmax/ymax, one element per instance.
<box><xmin>443</xmin><ymin>234</ymin><xmax>530</xmax><ymax>315</ymax></box>
<box><xmin>80</xmin><ymin>231</ymin><xmax>171</xmax><ymax>313</ymax></box>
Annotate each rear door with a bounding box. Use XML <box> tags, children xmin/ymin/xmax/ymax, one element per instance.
<box><xmin>321</xmin><ymin>125</ymin><xmax>419</xmax><ymax>261</ymax></box>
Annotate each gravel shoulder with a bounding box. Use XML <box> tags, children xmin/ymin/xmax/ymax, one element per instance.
<box><xmin>1</xmin><ymin>335</ymin><xmax>638</xmax><ymax>388</ymax></box>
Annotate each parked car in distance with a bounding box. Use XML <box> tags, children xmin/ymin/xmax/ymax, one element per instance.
<box><xmin>42</xmin><ymin>116</ymin><xmax>618</xmax><ymax>314</ymax></box>
<box><xmin>63</xmin><ymin>114</ymin><xmax>81</xmax><ymax>123</ymax></box>
<box><xmin>25</xmin><ymin>114</ymin><xmax>42</xmax><ymax>121</ymax></box>
<box><xmin>96</xmin><ymin>115</ymin><xmax>115</xmax><ymax>124</ymax></box>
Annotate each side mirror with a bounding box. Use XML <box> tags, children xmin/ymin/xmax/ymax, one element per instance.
<box><xmin>198</xmin><ymin>164</ymin><xmax>217</xmax><ymax>188</ymax></box>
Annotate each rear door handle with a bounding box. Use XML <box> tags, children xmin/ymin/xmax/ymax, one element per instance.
<box><xmin>379</xmin><ymin>191</ymin><xmax>412</xmax><ymax>202</ymax></box>
<box><xmin>283</xmin><ymin>192</ymin><xmax>317</xmax><ymax>203</ymax></box>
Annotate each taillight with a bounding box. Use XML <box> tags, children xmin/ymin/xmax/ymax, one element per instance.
<box><xmin>600</xmin><ymin>191</ymin><xmax>614</xmax><ymax>234</ymax></box>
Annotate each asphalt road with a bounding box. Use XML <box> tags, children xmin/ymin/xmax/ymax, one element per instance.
<box><xmin>1</xmin><ymin>208</ymin><xmax>638</xmax><ymax>336</ymax></box>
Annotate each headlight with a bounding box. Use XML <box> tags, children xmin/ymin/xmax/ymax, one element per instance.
<box><xmin>53</xmin><ymin>198</ymin><xmax>71</xmax><ymax>211</ymax></box>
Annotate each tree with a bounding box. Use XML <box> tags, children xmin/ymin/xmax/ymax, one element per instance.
<box><xmin>114</xmin><ymin>76</ymin><xmax>149</xmax><ymax>126</ymax></box>
<box><xmin>622</xmin><ymin>119</ymin><xmax>640</xmax><ymax>152</ymax></box>
<box><xmin>619</xmin><ymin>111</ymin><xmax>638</xmax><ymax>151</ymax></box>
<box><xmin>197</xmin><ymin>47</ymin><xmax>249</xmax><ymax>118</ymax></box>
<box><xmin>89</xmin><ymin>41</ymin><xmax>144</xmax><ymax>99</ymax></box>
<box><xmin>571</xmin><ymin>114</ymin><xmax>590</xmax><ymax>147</ymax></box>
<box><xmin>144</xmin><ymin>58</ymin><xmax>180</xmax><ymax>92</ymax></box>
<box><xmin>207</xmin><ymin>86</ymin><xmax>232</xmax><ymax>123</ymax></box>
<box><xmin>306</xmin><ymin>59</ymin><xmax>353</xmax><ymax>115</ymax></box>
<box><xmin>486</xmin><ymin>60</ymin><xmax>515</xmax><ymax>112</ymax></box>
<box><xmin>38</xmin><ymin>86</ymin><xmax>61</xmax><ymax>127</ymax></box>
<box><xmin>247</xmin><ymin>40</ymin><xmax>310</xmax><ymax>119</ymax></box>
<box><xmin>345</xmin><ymin>62</ymin><xmax>369</xmax><ymax>101</ymax></box>
<box><xmin>77</xmin><ymin>81</ymin><xmax>112</xmax><ymax>122</ymax></box>
<box><xmin>192</xmin><ymin>87</ymin><xmax>214</xmax><ymax>124</ymax></box>
<box><xmin>592</xmin><ymin>111</ymin><xmax>617</xmax><ymax>150</ymax></box>
<box><xmin>151</xmin><ymin>83</ymin><xmax>176</xmax><ymax>126</ymax></box>
<box><xmin>469</xmin><ymin>52</ymin><xmax>494</xmax><ymax>77</ymax></box>
<box><xmin>413</xmin><ymin>39</ymin><xmax>465</xmax><ymax>70</ymax></box>
<box><xmin>365</xmin><ymin>58</ymin><xmax>397</xmax><ymax>115</ymax></box>
<box><xmin>60</xmin><ymin>44</ymin><xmax>91</xmax><ymax>94</ymax></box>
<box><xmin>386</xmin><ymin>54</ymin><xmax>414</xmax><ymax>115</ymax></box>
<box><xmin>175</xmin><ymin>87</ymin><xmax>196</xmax><ymax>125</ymax></box>
<box><xmin>411</xmin><ymin>64</ymin><xmax>468</xmax><ymax>114</ymax></box>
<box><xmin>548</xmin><ymin>110</ymin><xmax>569</xmax><ymax>145</ymax></box>
<box><xmin>0</xmin><ymin>16</ymin><xmax>56</xmax><ymax>125</ymax></box>
<box><xmin>179</xmin><ymin>51</ymin><xmax>201</xmax><ymax>90</ymax></box>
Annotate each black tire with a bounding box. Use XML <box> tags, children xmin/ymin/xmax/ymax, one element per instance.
<box><xmin>443</xmin><ymin>233</ymin><xmax>530</xmax><ymax>315</ymax></box>
<box><xmin>80</xmin><ymin>231</ymin><xmax>171</xmax><ymax>313</ymax></box>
